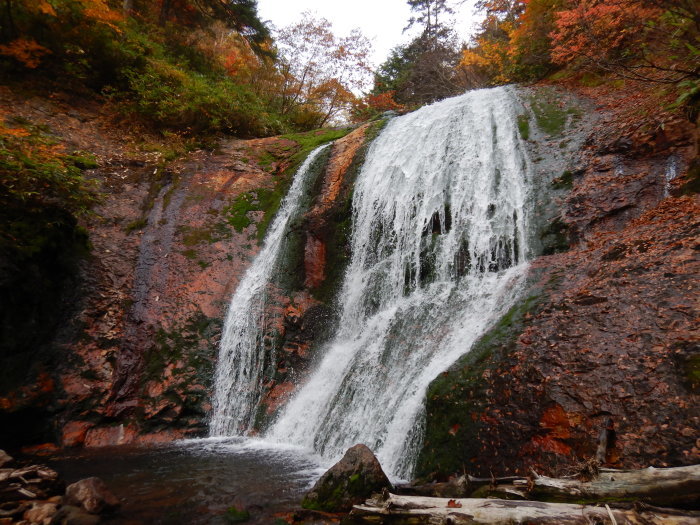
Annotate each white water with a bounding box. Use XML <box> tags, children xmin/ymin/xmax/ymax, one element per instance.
<box><xmin>210</xmin><ymin>145</ymin><xmax>330</xmax><ymax>436</ymax></box>
<box><xmin>266</xmin><ymin>86</ymin><xmax>533</xmax><ymax>479</ymax></box>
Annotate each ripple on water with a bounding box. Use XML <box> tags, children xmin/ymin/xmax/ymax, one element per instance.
<box><xmin>49</xmin><ymin>438</ymin><xmax>326</xmax><ymax>524</ymax></box>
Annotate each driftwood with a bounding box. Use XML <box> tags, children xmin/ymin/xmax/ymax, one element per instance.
<box><xmin>0</xmin><ymin>465</ymin><xmax>62</xmax><ymax>503</ymax></box>
<box><xmin>348</xmin><ymin>493</ymin><xmax>700</xmax><ymax>524</ymax></box>
<box><xmin>487</xmin><ymin>465</ymin><xmax>700</xmax><ymax>508</ymax></box>
<box><xmin>402</xmin><ymin>464</ymin><xmax>700</xmax><ymax>508</ymax></box>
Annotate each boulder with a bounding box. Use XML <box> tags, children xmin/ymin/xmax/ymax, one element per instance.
<box><xmin>301</xmin><ymin>444</ymin><xmax>392</xmax><ymax>512</ymax></box>
<box><xmin>0</xmin><ymin>451</ymin><xmax>11</xmax><ymax>468</ymax></box>
<box><xmin>49</xmin><ymin>505</ymin><xmax>100</xmax><ymax>525</ymax></box>
<box><xmin>64</xmin><ymin>478</ymin><xmax>119</xmax><ymax>514</ymax></box>
<box><xmin>24</xmin><ymin>501</ymin><xmax>58</xmax><ymax>524</ymax></box>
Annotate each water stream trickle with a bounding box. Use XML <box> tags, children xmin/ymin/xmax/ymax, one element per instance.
<box><xmin>210</xmin><ymin>145</ymin><xmax>330</xmax><ymax>436</ymax></box>
<box><xmin>212</xmin><ymin>86</ymin><xmax>534</xmax><ymax>480</ymax></box>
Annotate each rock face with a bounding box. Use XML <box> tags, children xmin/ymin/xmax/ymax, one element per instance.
<box><xmin>417</xmin><ymin>85</ymin><xmax>699</xmax><ymax>479</ymax></box>
<box><xmin>0</xmin><ymin>449</ymin><xmax>11</xmax><ymax>468</ymax></box>
<box><xmin>302</xmin><ymin>444</ymin><xmax>392</xmax><ymax>512</ymax></box>
<box><xmin>64</xmin><ymin>477</ymin><xmax>120</xmax><ymax>514</ymax></box>
<box><xmin>0</xmin><ymin>84</ymin><xmax>372</xmax><ymax>450</ymax></box>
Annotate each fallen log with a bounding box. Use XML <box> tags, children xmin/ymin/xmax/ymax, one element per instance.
<box><xmin>403</xmin><ymin>464</ymin><xmax>700</xmax><ymax>508</ymax></box>
<box><xmin>348</xmin><ymin>493</ymin><xmax>700</xmax><ymax>524</ymax></box>
<box><xmin>485</xmin><ymin>465</ymin><xmax>700</xmax><ymax>508</ymax></box>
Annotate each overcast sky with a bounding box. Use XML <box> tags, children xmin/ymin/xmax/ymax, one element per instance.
<box><xmin>257</xmin><ymin>0</ymin><xmax>480</xmax><ymax>69</ymax></box>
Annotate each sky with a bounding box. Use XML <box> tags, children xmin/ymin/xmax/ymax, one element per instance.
<box><xmin>256</xmin><ymin>0</ymin><xmax>480</xmax><ymax>69</ymax></box>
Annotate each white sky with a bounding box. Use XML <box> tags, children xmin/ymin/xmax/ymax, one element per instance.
<box><xmin>257</xmin><ymin>0</ymin><xmax>480</xmax><ymax>69</ymax></box>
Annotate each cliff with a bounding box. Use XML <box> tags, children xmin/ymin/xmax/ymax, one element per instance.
<box><xmin>0</xmin><ymin>81</ymin><xmax>697</xmax><ymax>482</ymax></box>
<box><xmin>418</xmin><ymin>84</ymin><xmax>699</xmax><ymax>478</ymax></box>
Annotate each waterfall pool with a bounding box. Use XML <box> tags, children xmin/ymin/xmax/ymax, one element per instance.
<box><xmin>48</xmin><ymin>439</ymin><xmax>326</xmax><ymax>524</ymax></box>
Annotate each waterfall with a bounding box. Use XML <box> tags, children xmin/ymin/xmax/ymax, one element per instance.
<box><xmin>266</xmin><ymin>86</ymin><xmax>532</xmax><ymax>479</ymax></box>
<box><xmin>210</xmin><ymin>145</ymin><xmax>330</xmax><ymax>436</ymax></box>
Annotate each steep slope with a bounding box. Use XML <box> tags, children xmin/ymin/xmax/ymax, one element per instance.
<box><xmin>418</xmin><ymin>84</ymin><xmax>699</xmax><ymax>478</ymax></box>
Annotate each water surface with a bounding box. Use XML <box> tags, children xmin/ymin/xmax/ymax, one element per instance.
<box><xmin>49</xmin><ymin>438</ymin><xmax>324</xmax><ymax>524</ymax></box>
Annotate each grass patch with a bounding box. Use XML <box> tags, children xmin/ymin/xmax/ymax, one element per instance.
<box><xmin>231</xmin><ymin>127</ymin><xmax>352</xmax><ymax>244</ymax></box>
<box><xmin>517</xmin><ymin>114</ymin><xmax>530</xmax><ymax>140</ymax></box>
<box><xmin>527</xmin><ymin>88</ymin><xmax>578</xmax><ymax>136</ymax></box>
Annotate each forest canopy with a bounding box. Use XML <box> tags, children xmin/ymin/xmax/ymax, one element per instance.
<box><xmin>0</xmin><ymin>0</ymin><xmax>373</xmax><ymax>135</ymax></box>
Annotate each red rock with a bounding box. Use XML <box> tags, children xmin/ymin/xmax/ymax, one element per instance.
<box><xmin>84</xmin><ymin>425</ymin><xmax>138</xmax><ymax>448</ymax></box>
<box><xmin>23</xmin><ymin>501</ymin><xmax>58</xmax><ymax>524</ymax></box>
<box><xmin>65</xmin><ymin>477</ymin><xmax>120</xmax><ymax>514</ymax></box>
<box><xmin>62</xmin><ymin>422</ymin><xmax>95</xmax><ymax>448</ymax></box>
<box><xmin>135</xmin><ymin>430</ymin><xmax>187</xmax><ymax>445</ymax></box>
<box><xmin>265</xmin><ymin>382</ymin><xmax>296</xmax><ymax>414</ymax></box>
<box><xmin>20</xmin><ymin>443</ymin><xmax>59</xmax><ymax>456</ymax></box>
<box><xmin>304</xmin><ymin>233</ymin><xmax>327</xmax><ymax>289</ymax></box>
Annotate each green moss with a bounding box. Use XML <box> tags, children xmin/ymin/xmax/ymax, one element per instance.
<box><xmin>256</xmin><ymin>128</ymin><xmax>351</xmax><ymax>242</ymax></box>
<box><xmin>65</xmin><ymin>151</ymin><xmax>99</xmax><ymax>170</ymax></box>
<box><xmin>125</xmin><ymin>218</ymin><xmax>148</xmax><ymax>233</ymax></box>
<box><xmin>579</xmin><ymin>72</ymin><xmax>606</xmax><ymax>87</ymax></box>
<box><xmin>551</xmin><ymin>170</ymin><xmax>573</xmax><ymax>190</ymax></box>
<box><xmin>540</xmin><ymin>217</ymin><xmax>570</xmax><ymax>255</ymax></box>
<box><xmin>224</xmin><ymin>193</ymin><xmax>256</xmax><ymax>232</ymax></box>
<box><xmin>517</xmin><ymin>114</ymin><xmax>530</xmax><ymax>140</ymax></box>
<box><xmin>180</xmin><ymin>225</ymin><xmax>216</xmax><ymax>246</ymax></box>
<box><xmin>682</xmin><ymin>353</ymin><xmax>700</xmax><ymax>392</ymax></box>
<box><xmin>680</xmin><ymin>157</ymin><xmax>700</xmax><ymax>194</ymax></box>
<box><xmin>528</xmin><ymin>89</ymin><xmax>574</xmax><ymax>136</ymax></box>
<box><xmin>142</xmin><ymin>311</ymin><xmax>220</xmax><ymax>386</ymax></box>
<box><xmin>415</xmin><ymin>292</ymin><xmax>543</xmax><ymax>479</ymax></box>
<box><xmin>224</xmin><ymin>506</ymin><xmax>250</xmax><ymax>523</ymax></box>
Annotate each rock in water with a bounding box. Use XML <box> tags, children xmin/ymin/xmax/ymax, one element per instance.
<box><xmin>64</xmin><ymin>477</ymin><xmax>120</xmax><ymax>514</ymax></box>
<box><xmin>302</xmin><ymin>444</ymin><xmax>392</xmax><ymax>512</ymax></box>
<box><xmin>0</xmin><ymin>449</ymin><xmax>12</xmax><ymax>468</ymax></box>
<box><xmin>50</xmin><ymin>505</ymin><xmax>100</xmax><ymax>525</ymax></box>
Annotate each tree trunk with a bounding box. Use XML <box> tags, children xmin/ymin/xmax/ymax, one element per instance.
<box><xmin>348</xmin><ymin>493</ymin><xmax>700</xmax><ymax>525</ymax></box>
<box><xmin>158</xmin><ymin>0</ymin><xmax>172</xmax><ymax>26</ymax></box>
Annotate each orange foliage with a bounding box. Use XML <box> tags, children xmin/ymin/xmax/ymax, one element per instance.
<box><xmin>0</xmin><ymin>38</ymin><xmax>52</xmax><ymax>68</ymax></box>
<box><xmin>365</xmin><ymin>91</ymin><xmax>404</xmax><ymax>112</ymax></box>
<box><xmin>35</xmin><ymin>0</ymin><xmax>57</xmax><ymax>16</ymax></box>
<box><xmin>78</xmin><ymin>0</ymin><xmax>123</xmax><ymax>32</ymax></box>
<box><xmin>550</xmin><ymin>0</ymin><xmax>662</xmax><ymax>66</ymax></box>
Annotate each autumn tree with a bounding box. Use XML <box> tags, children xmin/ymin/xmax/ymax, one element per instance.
<box><xmin>550</xmin><ymin>0</ymin><xmax>700</xmax><ymax>84</ymax></box>
<box><xmin>275</xmin><ymin>13</ymin><xmax>372</xmax><ymax>126</ymax></box>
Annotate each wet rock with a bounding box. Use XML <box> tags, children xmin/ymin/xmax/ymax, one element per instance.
<box><xmin>49</xmin><ymin>505</ymin><xmax>100</xmax><ymax>525</ymax></box>
<box><xmin>24</xmin><ymin>501</ymin><xmax>59</xmax><ymax>524</ymax></box>
<box><xmin>0</xmin><ymin>451</ymin><xmax>11</xmax><ymax>468</ymax></box>
<box><xmin>83</xmin><ymin>425</ymin><xmax>137</xmax><ymax>448</ymax></box>
<box><xmin>61</xmin><ymin>422</ymin><xmax>95</xmax><ymax>448</ymax></box>
<box><xmin>64</xmin><ymin>478</ymin><xmax>119</xmax><ymax>514</ymax></box>
<box><xmin>301</xmin><ymin>444</ymin><xmax>392</xmax><ymax>512</ymax></box>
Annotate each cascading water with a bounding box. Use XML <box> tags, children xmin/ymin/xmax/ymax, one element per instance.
<box><xmin>210</xmin><ymin>145</ymin><xmax>330</xmax><ymax>436</ymax></box>
<box><xmin>266</xmin><ymin>86</ymin><xmax>532</xmax><ymax>479</ymax></box>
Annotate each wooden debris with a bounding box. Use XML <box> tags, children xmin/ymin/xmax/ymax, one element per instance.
<box><xmin>348</xmin><ymin>493</ymin><xmax>700</xmax><ymax>524</ymax></box>
<box><xmin>402</xmin><ymin>464</ymin><xmax>700</xmax><ymax>508</ymax></box>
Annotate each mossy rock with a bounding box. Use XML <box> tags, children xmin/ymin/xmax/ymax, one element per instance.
<box><xmin>415</xmin><ymin>289</ymin><xmax>544</xmax><ymax>480</ymax></box>
<box><xmin>301</xmin><ymin>444</ymin><xmax>392</xmax><ymax>512</ymax></box>
<box><xmin>224</xmin><ymin>506</ymin><xmax>250</xmax><ymax>523</ymax></box>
